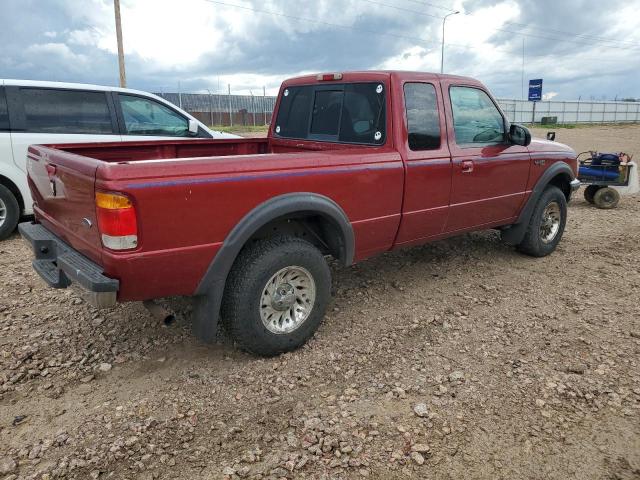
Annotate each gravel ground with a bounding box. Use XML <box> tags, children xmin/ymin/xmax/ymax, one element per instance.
<box><xmin>1</xmin><ymin>125</ymin><xmax>639</xmax><ymax>480</ymax></box>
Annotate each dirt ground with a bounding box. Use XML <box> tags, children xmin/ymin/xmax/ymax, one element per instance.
<box><xmin>1</xmin><ymin>125</ymin><xmax>639</xmax><ymax>480</ymax></box>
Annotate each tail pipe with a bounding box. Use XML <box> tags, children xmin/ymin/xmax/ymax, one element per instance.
<box><xmin>143</xmin><ymin>300</ymin><xmax>176</xmax><ymax>326</ymax></box>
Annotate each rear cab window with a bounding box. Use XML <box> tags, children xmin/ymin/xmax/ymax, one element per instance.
<box><xmin>20</xmin><ymin>88</ymin><xmax>115</xmax><ymax>134</ymax></box>
<box><xmin>0</xmin><ymin>88</ymin><xmax>9</xmax><ymax>130</ymax></box>
<box><xmin>274</xmin><ymin>82</ymin><xmax>386</xmax><ymax>145</ymax></box>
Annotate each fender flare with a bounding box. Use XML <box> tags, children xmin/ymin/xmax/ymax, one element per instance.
<box><xmin>501</xmin><ymin>162</ymin><xmax>575</xmax><ymax>246</ymax></box>
<box><xmin>192</xmin><ymin>192</ymin><xmax>354</xmax><ymax>342</ymax></box>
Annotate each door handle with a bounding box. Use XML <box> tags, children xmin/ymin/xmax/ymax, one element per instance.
<box><xmin>461</xmin><ymin>160</ymin><xmax>474</xmax><ymax>173</ymax></box>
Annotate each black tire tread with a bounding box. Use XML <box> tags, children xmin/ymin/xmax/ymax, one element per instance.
<box><xmin>593</xmin><ymin>187</ymin><xmax>620</xmax><ymax>209</ymax></box>
<box><xmin>221</xmin><ymin>236</ymin><xmax>330</xmax><ymax>356</ymax></box>
<box><xmin>0</xmin><ymin>184</ymin><xmax>20</xmax><ymax>241</ymax></box>
<box><xmin>517</xmin><ymin>185</ymin><xmax>567</xmax><ymax>257</ymax></box>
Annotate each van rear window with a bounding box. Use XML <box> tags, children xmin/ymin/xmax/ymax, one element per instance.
<box><xmin>274</xmin><ymin>82</ymin><xmax>386</xmax><ymax>145</ymax></box>
<box><xmin>0</xmin><ymin>88</ymin><xmax>8</xmax><ymax>131</ymax></box>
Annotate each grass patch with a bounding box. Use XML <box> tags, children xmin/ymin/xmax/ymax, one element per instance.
<box><xmin>210</xmin><ymin>124</ymin><xmax>269</xmax><ymax>134</ymax></box>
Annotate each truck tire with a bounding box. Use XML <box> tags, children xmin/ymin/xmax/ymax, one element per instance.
<box><xmin>593</xmin><ymin>187</ymin><xmax>620</xmax><ymax>209</ymax></box>
<box><xmin>221</xmin><ymin>236</ymin><xmax>331</xmax><ymax>356</ymax></box>
<box><xmin>517</xmin><ymin>185</ymin><xmax>567</xmax><ymax>257</ymax></box>
<box><xmin>583</xmin><ymin>185</ymin><xmax>600</xmax><ymax>204</ymax></box>
<box><xmin>0</xmin><ymin>184</ymin><xmax>20</xmax><ymax>241</ymax></box>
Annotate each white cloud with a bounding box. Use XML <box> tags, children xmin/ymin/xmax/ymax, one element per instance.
<box><xmin>542</xmin><ymin>91</ymin><xmax>558</xmax><ymax>100</ymax></box>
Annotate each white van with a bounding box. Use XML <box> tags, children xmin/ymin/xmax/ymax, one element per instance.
<box><xmin>0</xmin><ymin>79</ymin><xmax>236</xmax><ymax>239</ymax></box>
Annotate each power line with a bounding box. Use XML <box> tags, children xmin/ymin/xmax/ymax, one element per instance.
<box><xmin>199</xmin><ymin>0</ymin><xmax>640</xmax><ymax>59</ymax></box>
<box><xmin>200</xmin><ymin>0</ymin><xmax>437</xmax><ymax>45</ymax></box>
<box><xmin>403</xmin><ymin>0</ymin><xmax>640</xmax><ymax>48</ymax></box>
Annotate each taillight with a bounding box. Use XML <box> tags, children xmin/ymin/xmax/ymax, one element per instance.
<box><xmin>95</xmin><ymin>192</ymin><xmax>138</xmax><ymax>250</ymax></box>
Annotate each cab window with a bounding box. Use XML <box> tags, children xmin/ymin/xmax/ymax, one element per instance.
<box><xmin>450</xmin><ymin>86</ymin><xmax>505</xmax><ymax>145</ymax></box>
<box><xmin>275</xmin><ymin>82</ymin><xmax>386</xmax><ymax>145</ymax></box>
<box><xmin>404</xmin><ymin>83</ymin><xmax>440</xmax><ymax>150</ymax></box>
<box><xmin>118</xmin><ymin>94</ymin><xmax>190</xmax><ymax>136</ymax></box>
<box><xmin>21</xmin><ymin>88</ymin><xmax>114</xmax><ymax>134</ymax></box>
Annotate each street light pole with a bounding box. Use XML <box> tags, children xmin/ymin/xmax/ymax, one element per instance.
<box><xmin>440</xmin><ymin>10</ymin><xmax>459</xmax><ymax>74</ymax></box>
<box><xmin>113</xmin><ymin>0</ymin><xmax>126</xmax><ymax>88</ymax></box>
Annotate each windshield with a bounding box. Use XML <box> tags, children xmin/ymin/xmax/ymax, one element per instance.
<box><xmin>274</xmin><ymin>82</ymin><xmax>386</xmax><ymax>145</ymax></box>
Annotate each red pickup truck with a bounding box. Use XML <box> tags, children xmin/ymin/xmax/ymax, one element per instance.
<box><xmin>20</xmin><ymin>71</ymin><xmax>579</xmax><ymax>356</ymax></box>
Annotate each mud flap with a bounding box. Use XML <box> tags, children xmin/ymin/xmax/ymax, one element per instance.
<box><xmin>192</xmin><ymin>289</ymin><xmax>223</xmax><ymax>344</ymax></box>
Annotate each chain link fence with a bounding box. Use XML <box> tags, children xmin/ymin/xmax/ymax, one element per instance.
<box><xmin>157</xmin><ymin>92</ymin><xmax>640</xmax><ymax>127</ymax></box>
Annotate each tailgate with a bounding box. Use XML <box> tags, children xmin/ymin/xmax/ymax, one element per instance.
<box><xmin>27</xmin><ymin>145</ymin><xmax>103</xmax><ymax>262</ymax></box>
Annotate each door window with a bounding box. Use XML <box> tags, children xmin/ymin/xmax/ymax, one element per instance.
<box><xmin>404</xmin><ymin>83</ymin><xmax>440</xmax><ymax>150</ymax></box>
<box><xmin>21</xmin><ymin>88</ymin><xmax>114</xmax><ymax>134</ymax></box>
<box><xmin>119</xmin><ymin>94</ymin><xmax>190</xmax><ymax>136</ymax></box>
<box><xmin>450</xmin><ymin>86</ymin><xmax>505</xmax><ymax>145</ymax></box>
<box><xmin>0</xmin><ymin>88</ymin><xmax>9</xmax><ymax>130</ymax></box>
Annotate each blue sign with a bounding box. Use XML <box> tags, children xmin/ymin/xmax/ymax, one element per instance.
<box><xmin>528</xmin><ymin>79</ymin><xmax>543</xmax><ymax>101</ymax></box>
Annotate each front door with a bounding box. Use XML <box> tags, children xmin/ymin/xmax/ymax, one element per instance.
<box><xmin>441</xmin><ymin>83</ymin><xmax>530</xmax><ymax>232</ymax></box>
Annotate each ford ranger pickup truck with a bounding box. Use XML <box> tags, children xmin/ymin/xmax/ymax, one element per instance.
<box><xmin>19</xmin><ymin>71</ymin><xmax>579</xmax><ymax>356</ymax></box>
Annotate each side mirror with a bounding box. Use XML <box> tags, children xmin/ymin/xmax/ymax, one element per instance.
<box><xmin>188</xmin><ymin>119</ymin><xmax>199</xmax><ymax>136</ymax></box>
<box><xmin>509</xmin><ymin>123</ymin><xmax>531</xmax><ymax>147</ymax></box>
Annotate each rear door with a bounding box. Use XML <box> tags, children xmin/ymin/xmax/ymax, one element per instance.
<box><xmin>441</xmin><ymin>82</ymin><xmax>529</xmax><ymax>232</ymax></box>
<box><xmin>0</xmin><ymin>85</ymin><xmax>14</xmax><ymax>177</ymax></box>
<box><xmin>394</xmin><ymin>80</ymin><xmax>452</xmax><ymax>246</ymax></box>
<box><xmin>6</xmin><ymin>85</ymin><xmax>121</xmax><ymax>175</ymax></box>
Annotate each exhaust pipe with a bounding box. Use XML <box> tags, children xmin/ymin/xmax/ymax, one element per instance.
<box><xmin>143</xmin><ymin>300</ymin><xmax>176</xmax><ymax>326</ymax></box>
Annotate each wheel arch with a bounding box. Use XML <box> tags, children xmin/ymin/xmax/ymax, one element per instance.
<box><xmin>192</xmin><ymin>193</ymin><xmax>354</xmax><ymax>343</ymax></box>
<box><xmin>0</xmin><ymin>173</ymin><xmax>25</xmax><ymax>213</ymax></box>
<box><xmin>501</xmin><ymin>161</ymin><xmax>575</xmax><ymax>246</ymax></box>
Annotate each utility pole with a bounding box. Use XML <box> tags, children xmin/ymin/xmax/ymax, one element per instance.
<box><xmin>113</xmin><ymin>0</ymin><xmax>127</xmax><ymax>88</ymax></box>
<box><xmin>440</xmin><ymin>11</ymin><xmax>459</xmax><ymax>74</ymax></box>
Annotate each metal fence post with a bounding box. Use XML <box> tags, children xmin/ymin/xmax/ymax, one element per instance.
<box><xmin>228</xmin><ymin>84</ymin><xmax>233</xmax><ymax>127</ymax></box>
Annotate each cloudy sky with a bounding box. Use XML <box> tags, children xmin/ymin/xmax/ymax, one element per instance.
<box><xmin>2</xmin><ymin>0</ymin><xmax>639</xmax><ymax>100</ymax></box>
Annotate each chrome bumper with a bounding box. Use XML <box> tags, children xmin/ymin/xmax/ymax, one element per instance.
<box><xmin>570</xmin><ymin>178</ymin><xmax>581</xmax><ymax>191</ymax></box>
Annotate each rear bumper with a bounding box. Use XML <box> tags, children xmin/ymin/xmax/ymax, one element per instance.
<box><xmin>18</xmin><ymin>222</ymin><xmax>119</xmax><ymax>308</ymax></box>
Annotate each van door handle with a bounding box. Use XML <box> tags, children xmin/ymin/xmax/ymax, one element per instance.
<box><xmin>461</xmin><ymin>160</ymin><xmax>474</xmax><ymax>173</ymax></box>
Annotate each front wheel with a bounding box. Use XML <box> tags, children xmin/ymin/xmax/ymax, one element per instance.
<box><xmin>517</xmin><ymin>185</ymin><xmax>567</xmax><ymax>257</ymax></box>
<box><xmin>221</xmin><ymin>236</ymin><xmax>331</xmax><ymax>356</ymax></box>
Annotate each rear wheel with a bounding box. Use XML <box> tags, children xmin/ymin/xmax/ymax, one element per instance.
<box><xmin>0</xmin><ymin>184</ymin><xmax>20</xmax><ymax>241</ymax></box>
<box><xmin>517</xmin><ymin>185</ymin><xmax>567</xmax><ymax>257</ymax></box>
<box><xmin>593</xmin><ymin>187</ymin><xmax>620</xmax><ymax>209</ymax></box>
<box><xmin>583</xmin><ymin>185</ymin><xmax>600</xmax><ymax>204</ymax></box>
<box><xmin>221</xmin><ymin>236</ymin><xmax>331</xmax><ymax>356</ymax></box>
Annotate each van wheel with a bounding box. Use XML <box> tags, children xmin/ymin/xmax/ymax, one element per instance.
<box><xmin>221</xmin><ymin>236</ymin><xmax>331</xmax><ymax>356</ymax></box>
<box><xmin>517</xmin><ymin>185</ymin><xmax>567</xmax><ymax>257</ymax></box>
<box><xmin>593</xmin><ymin>187</ymin><xmax>620</xmax><ymax>209</ymax></box>
<box><xmin>0</xmin><ymin>185</ymin><xmax>20</xmax><ymax>241</ymax></box>
<box><xmin>583</xmin><ymin>185</ymin><xmax>600</xmax><ymax>204</ymax></box>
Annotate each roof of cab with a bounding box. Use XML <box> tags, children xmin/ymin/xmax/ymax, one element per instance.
<box><xmin>281</xmin><ymin>70</ymin><xmax>481</xmax><ymax>87</ymax></box>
